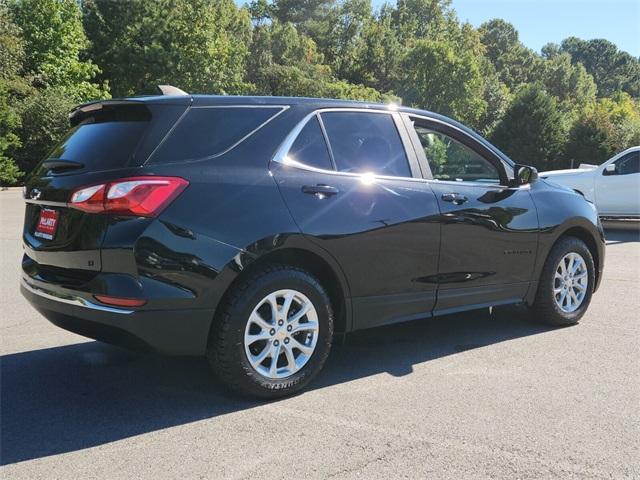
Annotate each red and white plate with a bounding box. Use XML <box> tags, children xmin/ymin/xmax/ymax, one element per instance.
<box><xmin>34</xmin><ymin>208</ymin><xmax>60</xmax><ymax>240</ymax></box>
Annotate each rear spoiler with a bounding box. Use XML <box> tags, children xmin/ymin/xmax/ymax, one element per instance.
<box><xmin>68</xmin><ymin>100</ymin><xmax>148</xmax><ymax>125</ymax></box>
<box><xmin>69</xmin><ymin>85</ymin><xmax>189</xmax><ymax>124</ymax></box>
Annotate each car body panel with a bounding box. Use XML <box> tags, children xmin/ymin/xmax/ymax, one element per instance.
<box><xmin>271</xmin><ymin>161</ymin><xmax>441</xmax><ymax>330</ymax></box>
<box><xmin>428</xmin><ymin>181</ymin><xmax>538</xmax><ymax>314</ymax></box>
<box><xmin>400</xmin><ymin>111</ymin><xmax>540</xmax><ymax>313</ymax></box>
<box><xmin>21</xmin><ymin>95</ymin><xmax>606</xmax><ymax>355</ymax></box>
<box><xmin>527</xmin><ymin>179</ymin><xmax>605</xmax><ymax>298</ymax></box>
<box><xmin>595</xmin><ymin>166</ymin><xmax>640</xmax><ymax>216</ymax></box>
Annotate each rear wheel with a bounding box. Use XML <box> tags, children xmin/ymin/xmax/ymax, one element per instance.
<box><xmin>531</xmin><ymin>236</ymin><xmax>595</xmax><ymax>326</ymax></box>
<box><xmin>207</xmin><ymin>265</ymin><xmax>333</xmax><ymax>398</ymax></box>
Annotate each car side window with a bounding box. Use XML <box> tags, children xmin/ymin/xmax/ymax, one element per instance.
<box><xmin>319</xmin><ymin>112</ymin><xmax>412</xmax><ymax>178</ymax></box>
<box><xmin>606</xmin><ymin>151</ymin><xmax>640</xmax><ymax>176</ymax></box>
<box><xmin>151</xmin><ymin>107</ymin><xmax>283</xmax><ymax>164</ymax></box>
<box><xmin>413</xmin><ymin>125</ymin><xmax>501</xmax><ymax>184</ymax></box>
<box><xmin>287</xmin><ymin>116</ymin><xmax>333</xmax><ymax>170</ymax></box>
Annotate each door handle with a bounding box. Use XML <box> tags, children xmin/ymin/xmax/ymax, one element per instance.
<box><xmin>302</xmin><ymin>184</ymin><xmax>340</xmax><ymax>197</ymax></box>
<box><xmin>441</xmin><ymin>193</ymin><xmax>468</xmax><ymax>205</ymax></box>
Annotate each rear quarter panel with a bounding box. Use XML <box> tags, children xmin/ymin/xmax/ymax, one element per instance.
<box><xmin>118</xmin><ymin>106</ymin><xmax>314</xmax><ymax>313</ymax></box>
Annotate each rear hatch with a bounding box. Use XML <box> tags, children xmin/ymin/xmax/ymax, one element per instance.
<box><xmin>23</xmin><ymin>99</ymin><xmax>189</xmax><ymax>276</ymax></box>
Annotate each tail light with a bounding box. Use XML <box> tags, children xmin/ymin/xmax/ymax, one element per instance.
<box><xmin>69</xmin><ymin>176</ymin><xmax>188</xmax><ymax>217</ymax></box>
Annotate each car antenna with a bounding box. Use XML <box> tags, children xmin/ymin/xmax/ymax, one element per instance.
<box><xmin>157</xmin><ymin>85</ymin><xmax>189</xmax><ymax>96</ymax></box>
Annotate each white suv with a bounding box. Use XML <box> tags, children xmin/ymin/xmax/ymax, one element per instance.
<box><xmin>541</xmin><ymin>146</ymin><xmax>640</xmax><ymax>218</ymax></box>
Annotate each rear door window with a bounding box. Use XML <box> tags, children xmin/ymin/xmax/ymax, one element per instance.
<box><xmin>319</xmin><ymin>112</ymin><xmax>411</xmax><ymax>178</ymax></box>
<box><xmin>150</xmin><ymin>107</ymin><xmax>284</xmax><ymax>164</ymax></box>
<box><xmin>287</xmin><ymin>116</ymin><xmax>334</xmax><ymax>170</ymax></box>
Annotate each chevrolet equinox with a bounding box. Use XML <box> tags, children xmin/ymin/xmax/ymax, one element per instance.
<box><xmin>21</xmin><ymin>89</ymin><xmax>605</xmax><ymax>398</ymax></box>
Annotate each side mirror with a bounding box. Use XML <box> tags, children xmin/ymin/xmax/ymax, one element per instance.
<box><xmin>604</xmin><ymin>163</ymin><xmax>616</xmax><ymax>175</ymax></box>
<box><xmin>514</xmin><ymin>164</ymin><xmax>538</xmax><ymax>185</ymax></box>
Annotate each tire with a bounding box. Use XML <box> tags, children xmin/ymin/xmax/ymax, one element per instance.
<box><xmin>207</xmin><ymin>264</ymin><xmax>334</xmax><ymax>399</ymax></box>
<box><xmin>531</xmin><ymin>236</ymin><xmax>595</xmax><ymax>326</ymax></box>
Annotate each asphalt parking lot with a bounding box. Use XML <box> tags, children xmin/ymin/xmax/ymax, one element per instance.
<box><xmin>1</xmin><ymin>188</ymin><xmax>639</xmax><ymax>479</ymax></box>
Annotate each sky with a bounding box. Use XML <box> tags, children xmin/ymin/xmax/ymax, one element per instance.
<box><xmin>397</xmin><ymin>0</ymin><xmax>640</xmax><ymax>56</ymax></box>
<box><xmin>239</xmin><ymin>0</ymin><xmax>640</xmax><ymax>56</ymax></box>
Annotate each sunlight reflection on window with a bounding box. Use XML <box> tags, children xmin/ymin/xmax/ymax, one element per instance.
<box><xmin>360</xmin><ymin>172</ymin><xmax>376</xmax><ymax>185</ymax></box>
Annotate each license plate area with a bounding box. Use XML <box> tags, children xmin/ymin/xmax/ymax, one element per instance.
<box><xmin>34</xmin><ymin>208</ymin><xmax>60</xmax><ymax>240</ymax></box>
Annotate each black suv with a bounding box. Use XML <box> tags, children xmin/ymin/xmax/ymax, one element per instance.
<box><xmin>21</xmin><ymin>90</ymin><xmax>605</xmax><ymax>398</ymax></box>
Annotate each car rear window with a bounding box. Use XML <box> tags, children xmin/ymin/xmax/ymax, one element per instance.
<box><xmin>149</xmin><ymin>107</ymin><xmax>284</xmax><ymax>164</ymax></box>
<box><xmin>47</xmin><ymin>104</ymin><xmax>151</xmax><ymax>171</ymax></box>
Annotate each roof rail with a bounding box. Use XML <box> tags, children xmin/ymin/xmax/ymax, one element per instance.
<box><xmin>157</xmin><ymin>85</ymin><xmax>189</xmax><ymax>96</ymax></box>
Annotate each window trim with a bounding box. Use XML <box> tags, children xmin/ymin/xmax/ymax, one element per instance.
<box><xmin>271</xmin><ymin>107</ymin><xmax>422</xmax><ymax>181</ymax></box>
<box><xmin>400</xmin><ymin>114</ymin><xmax>433</xmax><ymax>179</ymax></box>
<box><xmin>315</xmin><ymin>113</ymin><xmax>337</xmax><ymax>170</ymax></box>
<box><xmin>146</xmin><ymin>104</ymin><xmax>289</xmax><ymax>165</ymax></box>
<box><xmin>405</xmin><ymin>113</ymin><xmax>512</xmax><ymax>187</ymax></box>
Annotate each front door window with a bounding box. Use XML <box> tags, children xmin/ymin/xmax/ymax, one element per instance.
<box><xmin>413</xmin><ymin>126</ymin><xmax>500</xmax><ymax>184</ymax></box>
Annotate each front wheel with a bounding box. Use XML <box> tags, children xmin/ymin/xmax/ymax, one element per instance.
<box><xmin>531</xmin><ymin>236</ymin><xmax>595</xmax><ymax>326</ymax></box>
<box><xmin>207</xmin><ymin>265</ymin><xmax>334</xmax><ymax>398</ymax></box>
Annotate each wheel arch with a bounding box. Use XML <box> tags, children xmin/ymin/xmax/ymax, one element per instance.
<box><xmin>527</xmin><ymin>221</ymin><xmax>604</xmax><ymax>305</ymax></box>
<box><xmin>558</xmin><ymin>226</ymin><xmax>601</xmax><ymax>288</ymax></box>
<box><xmin>211</xmin><ymin>243</ymin><xmax>352</xmax><ymax>341</ymax></box>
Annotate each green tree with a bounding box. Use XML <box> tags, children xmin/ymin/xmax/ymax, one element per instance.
<box><xmin>0</xmin><ymin>157</ymin><xmax>21</xmax><ymax>186</ymax></box>
<box><xmin>0</xmin><ymin>83</ymin><xmax>22</xmax><ymax>186</ymax></box>
<box><xmin>317</xmin><ymin>0</ymin><xmax>372</xmax><ymax>82</ymax></box>
<box><xmin>247</xmin><ymin>0</ymin><xmax>274</xmax><ymax>25</ymax></box>
<box><xmin>393</xmin><ymin>0</ymin><xmax>453</xmax><ymax>43</ymax></box>
<box><xmin>565</xmin><ymin>93</ymin><xmax>640</xmax><ymax>165</ymax></box>
<box><xmin>541</xmin><ymin>48</ymin><xmax>597</xmax><ymax>113</ymax></box>
<box><xmin>491</xmin><ymin>84</ymin><xmax>568</xmax><ymax>170</ymax></box>
<box><xmin>9</xmin><ymin>0</ymin><xmax>107</xmax><ymax>102</ymax></box>
<box><xmin>560</xmin><ymin>37</ymin><xmax>640</xmax><ymax>97</ymax></box>
<box><xmin>270</xmin><ymin>22</ymin><xmax>323</xmax><ymax>66</ymax></box>
<box><xmin>246</xmin><ymin>19</ymin><xmax>321</xmax><ymax>88</ymax></box>
<box><xmin>453</xmin><ymin>21</ymin><xmax>510</xmax><ymax>134</ymax></box>
<box><xmin>479</xmin><ymin>19</ymin><xmax>544</xmax><ymax>90</ymax></box>
<box><xmin>565</xmin><ymin>115</ymin><xmax>615</xmax><ymax>167</ymax></box>
<box><xmin>250</xmin><ymin>63</ymin><xmax>384</xmax><ymax>101</ymax></box>
<box><xmin>477</xmin><ymin>69</ymin><xmax>511</xmax><ymax>136</ymax></box>
<box><xmin>84</xmin><ymin>0</ymin><xmax>252</xmax><ymax>96</ymax></box>
<box><xmin>350</xmin><ymin>8</ymin><xmax>402</xmax><ymax>93</ymax></box>
<box><xmin>246</xmin><ymin>15</ymin><xmax>385</xmax><ymax>101</ymax></box>
<box><xmin>400</xmin><ymin>39</ymin><xmax>486</xmax><ymax>126</ymax></box>
<box><xmin>272</xmin><ymin>0</ymin><xmax>335</xmax><ymax>25</ymax></box>
<box><xmin>13</xmin><ymin>87</ymin><xmax>75</xmax><ymax>174</ymax></box>
<box><xmin>0</xmin><ymin>0</ymin><xmax>23</xmax><ymax>81</ymax></box>
<box><xmin>0</xmin><ymin>1</ymin><xmax>26</xmax><ymax>185</ymax></box>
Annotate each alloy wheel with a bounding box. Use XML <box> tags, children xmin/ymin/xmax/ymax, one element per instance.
<box><xmin>243</xmin><ymin>289</ymin><xmax>319</xmax><ymax>379</ymax></box>
<box><xmin>553</xmin><ymin>252</ymin><xmax>589</xmax><ymax>313</ymax></box>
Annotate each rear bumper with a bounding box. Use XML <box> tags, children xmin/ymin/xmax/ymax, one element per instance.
<box><xmin>21</xmin><ymin>278</ymin><xmax>213</xmax><ymax>355</ymax></box>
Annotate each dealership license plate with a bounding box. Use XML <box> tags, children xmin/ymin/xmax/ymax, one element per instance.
<box><xmin>34</xmin><ymin>208</ymin><xmax>60</xmax><ymax>240</ymax></box>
